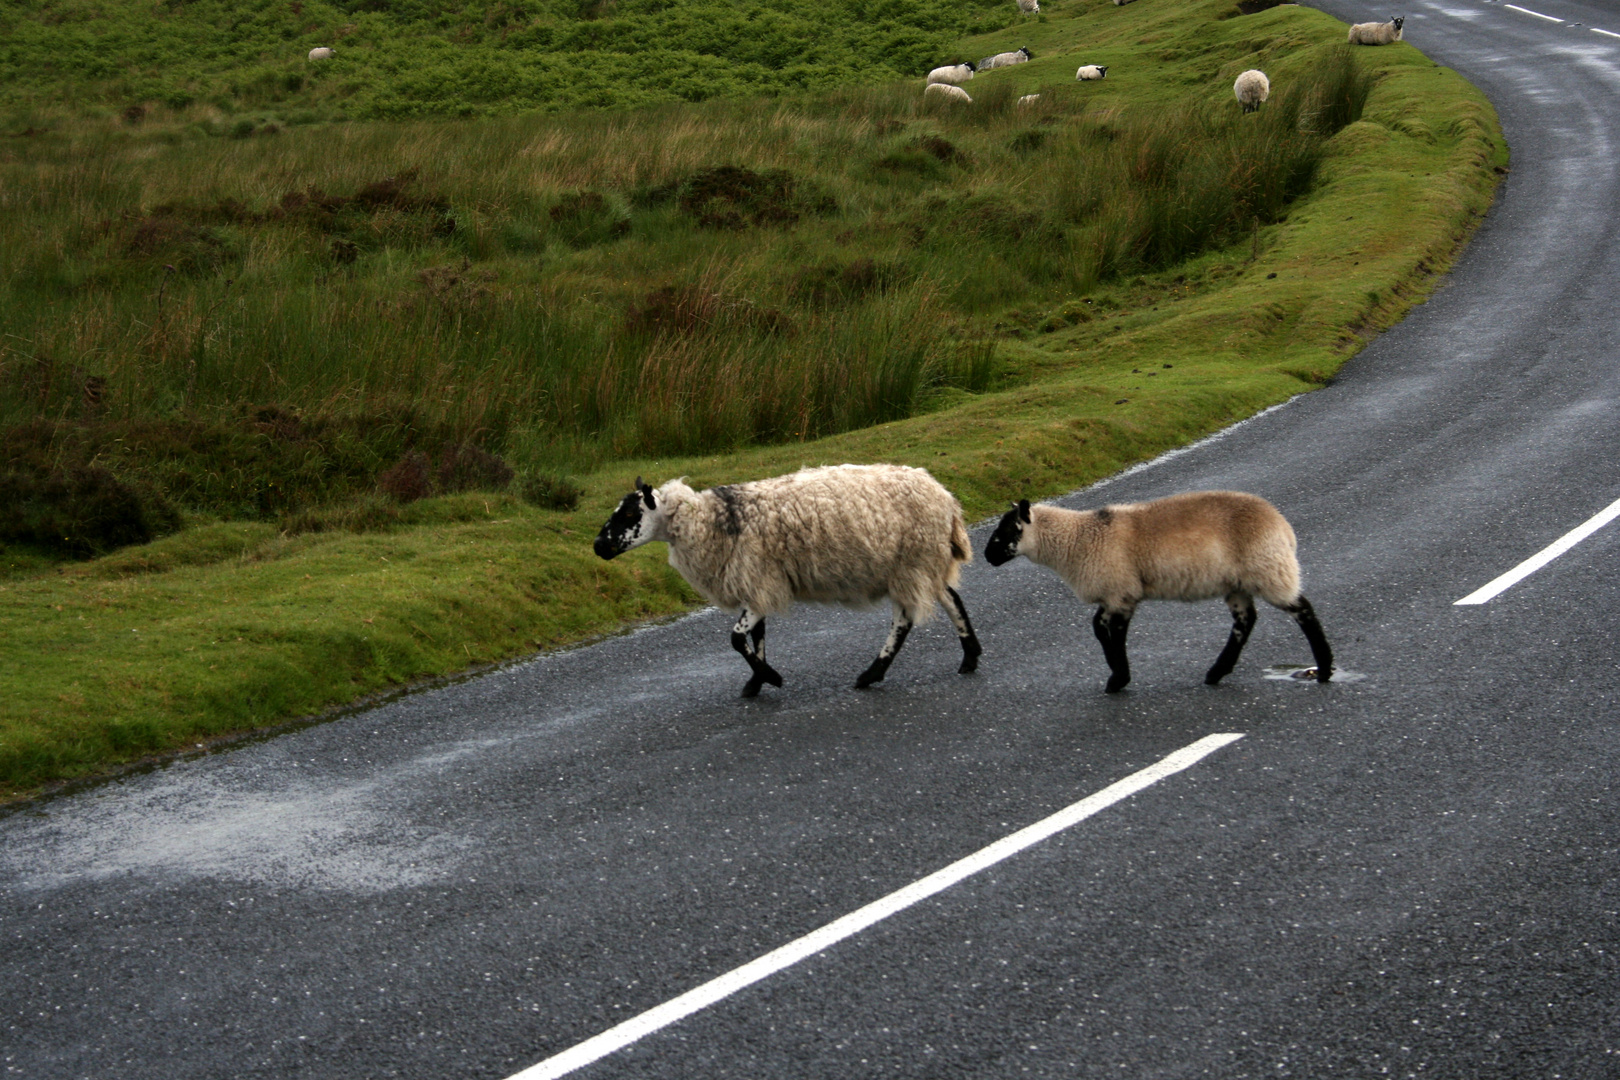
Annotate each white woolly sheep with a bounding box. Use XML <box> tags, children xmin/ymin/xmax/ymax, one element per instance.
<box><xmin>927</xmin><ymin>62</ymin><xmax>976</xmax><ymax>86</ymax></box>
<box><xmin>594</xmin><ymin>466</ymin><xmax>983</xmax><ymax>696</ymax></box>
<box><xmin>983</xmin><ymin>491</ymin><xmax>1333</xmax><ymax>691</ymax></box>
<box><xmin>1018</xmin><ymin>93</ymin><xmax>1042</xmax><ymax>107</ymax></box>
<box><xmin>1234</xmin><ymin>69</ymin><xmax>1270</xmax><ymax>113</ymax></box>
<box><xmin>307</xmin><ymin>46</ymin><xmax>334</xmax><ymax>60</ymax></box>
<box><xmin>1347</xmin><ymin>16</ymin><xmax>1403</xmax><ymax>44</ymax></box>
<box><xmin>925</xmin><ymin>82</ymin><xmax>973</xmax><ymax>103</ymax></box>
<box><xmin>1075</xmin><ymin>64</ymin><xmax>1109</xmax><ymax>81</ymax></box>
<box><xmin>1017</xmin><ymin>0</ymin><xmax>1040</xmax><ymax>14</ymax></box>
<box><xmin>979</xmin><ymin>46</ymin><xmax>1034</xmax><ymax>70</ymax></box>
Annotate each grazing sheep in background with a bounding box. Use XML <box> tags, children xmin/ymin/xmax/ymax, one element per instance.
<box><xmin>307</xmin><ymin>46</ymin><xmax>334</xmax><ymax>60</ymax></box>
<box><xmin>1234</xmin><ymin>69</ymin><xmax>1271</xmax><ymax>112</ymax></box>
<box><xmin>983</xmin><ymin>491</ymin><xmax>1333</xmax><ymax>692</ymax></box>
<box><xmin>1076</xmin><ymin>64</ymin><xmax>1109</xmax><ymax>80</ymax></box>
<box><xmin>927</xmin><ymin>62</ymin><xmax>976</xmax><ymax>85</ymax></box>
<box><xmin>979</xmin><ymin>46</ymin><xmax>1034</xmax><ymax>70</ymax></box>
<box><xmin>1018</xmin><ymin>93</ymin><xmax>1042</xmax><ymax>106</ymax></box>
<box><xmin>594</xmin><ymin>465</ymin><xmax>983</xmax><ymax>696</ymax></box>
<box><xmin>925</xmin><ymin>82</ymin><xmax>974</xmax><ymax>103</ymax></box>
<box><xmin>1347</xmin><ymin>16</ymin><xmax>1403</xmax><ymax>44</ymax></box>
<box><xmin>1017</xmin><ymin>0</ymin><xmax>1040</xmax><ymax>14</ymax></box>
<box><xmin>1113</xmin><ymin>0</ymin><xmax>1139</xmax><ymax>5</ymax></box>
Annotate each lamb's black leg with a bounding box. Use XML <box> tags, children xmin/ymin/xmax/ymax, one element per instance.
<box><xmin>1093</xmin><ymin>606</ymin><xmax>1133</xmax><ymax>693</ymax></box>
<box><xmin>731</xmin><ymin>610</ymin><xmax>783</xmax><ymax>697</ymax></box>
<box><xmin>1284</xmin><ymin>595</ymin><xmax>1334</xmax><ymax>682</ymax></box>
<box><xmin>856</xmin><ymin>606</ymin><xmax>913</xmax><ymax>688</ymax></box>
<box><xmin>1206</xmin><ymin>592</ymin><xmax>1258</xmax><ymax>686</ymax></box>
<box><xmin>943</xmin><ymin>586</ymin><xmax>983</xmax><ymax>674</ymax></box>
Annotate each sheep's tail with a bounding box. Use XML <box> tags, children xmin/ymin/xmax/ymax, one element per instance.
<box><xmin>949</xmin><ymin>512</ymin><xmax>972</xmax><ymax>565</ymax></box>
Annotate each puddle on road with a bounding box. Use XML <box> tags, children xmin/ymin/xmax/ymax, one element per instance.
<box><xmin>1263</xmin><ymin>664</ymin><xmax>1367</xmax><ymax>683</ymax></box>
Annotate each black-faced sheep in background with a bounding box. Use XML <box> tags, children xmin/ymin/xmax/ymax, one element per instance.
<box><xmin>595</xmin><ymin>465</ymin><xmax>983</xmax><ymax>696</ymax></box>
<box><xmin>983</xmin><ymin>491</ymin><xmax>1333</xmax><ymax>691</ymax></box>
<box><xmin>1348</xmin><ymin>16</ymin><xmax>1404</xmax><ymax>44</ymax></box>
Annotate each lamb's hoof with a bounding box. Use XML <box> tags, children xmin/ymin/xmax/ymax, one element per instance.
<box><xmin>958</xmin><ymin>656</ymin><xmax>979</xmax><ymax>675</ymax></box>
<box><xmin>854</xmin><ymin>669</ymin><xmax>884</xmax><ymax>689</ymax></box>
<box><xmin>1316</xmin><ymin>667</ymin><xmax>1333</xmax><ymax>684</ymax></box>
<box><xmin>1204</xmin><ymin>671</ymin><xmax>1226</xmax><ymax>686</ymax></box>
<box><xmin>741</xmin><ymin>678</ymin><xmax>764</xmax><ymax>698</ymax></box>
<box><xmin>1105</xmin><ymin>675</ymin><xmax>1130</xmax><ymax>693</ymax></box>
<box><xmin>761</xmin><ymin>665</ymin><xmax>784</xmax><ymax>688</ymax></box>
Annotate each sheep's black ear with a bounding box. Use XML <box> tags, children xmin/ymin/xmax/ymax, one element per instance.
<box><xmin>1017</xmin><ymin>499</ymin><xmax>1031</xmax><ymax>523</ymax></box>
<box><xmin>641</xmin><ymin>485</ymin><xmax>657</xmax><ymax>510</ymax></box>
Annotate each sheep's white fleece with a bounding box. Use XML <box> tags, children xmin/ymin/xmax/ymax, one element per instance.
<box><xmin>654</xmin><ymin>464</ymin><xmax>971</xmax><ymax>621</ymax></box>
<box><xmin>1347</xmin><ymin>19</ymin><xmax>1402</xmax><ymax>44</ymax></box>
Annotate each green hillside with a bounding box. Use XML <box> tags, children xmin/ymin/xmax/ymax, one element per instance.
<box><xmin>2</xmin><ymin>0</ymin><xmax>1017</xmax><ymax>118</ymax></box>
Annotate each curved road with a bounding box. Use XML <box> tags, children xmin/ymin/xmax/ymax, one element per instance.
<box><xmin>5</xmin><ymin>3</ymin><xmax>1619</xmax><ymax>1077</ymax></box>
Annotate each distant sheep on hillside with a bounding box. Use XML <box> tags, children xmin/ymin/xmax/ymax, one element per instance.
<box><xmin>1347</xmin><ymin>16</ymin><xmax>1403</xmax><ymax>44</ymax></box>
<box><xmin>1234</xmin><ymin>69</ymin><xmax>1270</xmax><ymax>112</ymax></box>
<box><xmin>308</xmin><ymin>46</ymin><xmax>334</xmax><ymax>60</ymax></box>
<box><xmin>925</xmin><ymin>83</ymin><xmax>973</xmax><ymax>103</ymax></box>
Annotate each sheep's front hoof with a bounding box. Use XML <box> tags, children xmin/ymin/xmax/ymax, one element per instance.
<box><xmin>1105</xmin><ymin>675</ymin><xmax>1130</xmax><ymax>693</ymax></box>
<box><xmin>741</xmin><ymin>677</ymin><xmax>764</xmax><ymax>698</ymax></box>
<box><xmin>761</xmin><ymin>665</ymin><xmax>784</xmax><ymax>688</ymax></box>
<box><xmin>854</xmin><ymin>668</ymin><xmax>884</xmax><ymax>689</ymax></box>
<box><xmin>1315</xmin><ymin>667</ymin><xmax>1333</xmax><ymax>684</ymax></box>
<box><xmin>958</xmin><ymin>656</ymin><xmax>979</xmax><ymax>675</ymax></box>
<box><xmin>1204</xmin><ymin>671</ymin><xmax>1225</xmax><ymax>686</ymax></box>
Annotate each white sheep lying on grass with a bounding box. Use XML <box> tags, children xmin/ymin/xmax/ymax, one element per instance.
<box><xmin>927</xmin><ymin>62</ymin><xmax>976</xmax><ymax>85</ymax></box>
<box><xmin>980</xmin><ymin>46</ymin><xmax>1033</xmax><ymax>70</ymax></box>
<box><xmin>1234</xmin><ymin>69</ymin><xmax>1270</xmax><ymax>112</ymax></box>
<box><xmin>308</xmin><ymin>46</ymin><xmax>334</xmax><ymax>60</ymax></box>
<box><xmin>983</xmin><ymin>491</ymin><xmax>1333</xmax><ymax>691</ymax></box>
<box><xmin>1347</xmin><ymin>16</ymin><xmax>1403</xmax><ymax>44</ymax></box>
<box><xmin>594</xmin><ymin>466</ymin><xmax>983</xmax><ymax>696</ymax></box>
<box><xmin>1076</xmin><ymin>64</ymin><xmax>1109</xmax><ymax>80</ymax></box>
<box><xmin>1018</xmin><ymin>94</ymin><xmax>1042</xmax><ymax>106</ymax></box>
<box><xmin>925</xmin><ymin>82</ymin><xmax>973</xmax><ymax>103</ymax></box>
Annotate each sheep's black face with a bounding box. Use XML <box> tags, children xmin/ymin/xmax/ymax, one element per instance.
<box><xmin>1392</xmin><ymin>16</ymin><xmax>1404</xmax><ymax>30</ymax></box>
<box><xmin>984</xmin><ymin>500</ymin><xmax>1031</xmax><ymax>567</ymax></box>
<box><xmin>594</xmin><ymin>482</ymin><xmax>656</xmax><ymax>560</ymax></box>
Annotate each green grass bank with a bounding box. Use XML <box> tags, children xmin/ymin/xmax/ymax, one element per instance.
<box><xmin>0</xmin><ymin>0</ymin><xmax>1505</xmax><ymax>799</ymax></box>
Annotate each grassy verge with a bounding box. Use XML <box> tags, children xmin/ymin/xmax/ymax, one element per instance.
<box><xmin>0</xmin><ymin>0</ymin><xmax>1505</xmax><ymax>799</ymax></box>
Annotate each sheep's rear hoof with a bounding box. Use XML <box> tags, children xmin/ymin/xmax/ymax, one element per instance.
<box><xmin>958</xmin><ymin>656</ymin><xmax>979</xmax><ymax>675</ymax></box>
<box><xmin>1105</xmin><ymin>675</ymin><xmax>1130</xmax><ymax>693</ymax></box>
<box><xmin>741</xmin><ymin>678</ymin><xmax>763</xmax><ymax>698</ymax></box>
<box><xmin>1204</xmin><ymin>670</ymin><xmax>1226</xmax><ymax>686</ymax></box>
<box><xmin>1316</xmin><ymin>667</ymin><xmax>1332</xmax><ymax>684</ymax></box>
<box><xmin>854</xmin><ymin>668</ymin><xmax>885</xmax><ymax>689</ymax></box>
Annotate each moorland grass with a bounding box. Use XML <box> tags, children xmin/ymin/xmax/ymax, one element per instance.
<box><xmin>0</xmin><ymin>0</ymin><xmax>1505</xmax><ymax>797</ymax></box>
<box><xmin>4</xmin><ymin>36</ymin><xmax>1371</xmax><ymax>553</ymax></box>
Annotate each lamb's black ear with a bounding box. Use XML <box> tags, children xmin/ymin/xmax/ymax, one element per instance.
<box><xmin>641</xmin><ymin>483</ymin><xmax>657</xmax><ymax>510</ymax></box>
<box><xmin>1017</xmin><ymin>499</ymin><xmax>1031</xmax><ymax>523</ymax></box>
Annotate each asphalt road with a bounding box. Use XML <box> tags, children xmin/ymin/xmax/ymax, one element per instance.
<box><xmin>5</xmin><ymin>2</ymin><xmax>1619</xmax><ymax>1077</ymax></box>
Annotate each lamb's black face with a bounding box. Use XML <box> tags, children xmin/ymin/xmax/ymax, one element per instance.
<box><xmin>594</xmin><ymin>481</ymin><xmax>656</xmax><ymax>560</ymax></box>
<box><xmin>983</xmin><ymin>500</ymin><xmax>1031</xmax><ymax>567</ymax></box>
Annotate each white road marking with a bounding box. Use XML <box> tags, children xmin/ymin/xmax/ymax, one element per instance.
<box><xmin>1455</xmin><ymin>495</ymin><xmax>1620</xmax><ymax>605</ymax></box>
<box><xmin>505</xmin><ymin>733</ymin><xmax>1247</xmax><ymax>1080</ymax></box>
<box><xmin>1593</xmin><ymin>28</ymin><xmax>1620</xmax><ymax>39</ymax></box>
<box><xmin>1503</xmin><ymin>3</ymin><xmax>1563</xmax><ymax>22</ymax></box>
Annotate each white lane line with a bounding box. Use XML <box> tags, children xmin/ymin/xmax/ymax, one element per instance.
<box><xmin>505</xmin><ymin>733</ymin><xmax>1246</xmax><ymax>1080</ymax></box>
<box><xmin>1593</xmin><ymin>27</ymin><xmax>1620</xmax><ymax>39</ymax></box>
<box><xmin>1455</xmin><ymin>495</ymin><xmax>1620</xmax><ymax>605</ymax></box>
<box><xmin>1503</xmin><ymin>3</ymin><xmax>1563</xmax><ymax>22</ymax></box>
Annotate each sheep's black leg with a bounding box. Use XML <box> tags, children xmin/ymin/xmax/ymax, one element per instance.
<box><xmin>856</xmin><ymin>607</ymin><xmax>913</xmax><ymax>689</ymax></box>
<box><xmin>731</xmin><ymin>610</ymin><xmax>783</xmax><ymax>698</ymax></box>
<box><xmin>1206</xmin><ymin>592</ymin><xmax>1258</xmax><ymax>686</ymax></box>
<box><xmin>1283</xmin><ymin>595</ymin><xmax>1334</xmax><ymax>682</ymax></box>
<box><xmin>943</xmin><ymin>586</ymin><xmax>983</xmax><ymax>674</ymax></box>
<box><xmin>1093</xmin><ymin>606</ymin><xmax>1133</xmax><ymax>693</ymax></box>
